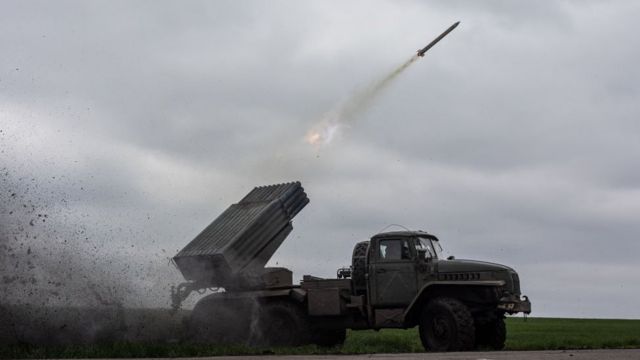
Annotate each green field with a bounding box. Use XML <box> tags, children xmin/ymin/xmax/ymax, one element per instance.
<box><xmin>2</xmin><ymin>317</ymin><xmax>639</xmax><ymax>359</ymax></box>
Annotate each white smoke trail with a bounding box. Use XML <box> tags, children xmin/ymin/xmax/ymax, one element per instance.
<box><xmin>305</xmin><ymin>55</ymin><xmax>419</xmax><ymax>147</ymax></box>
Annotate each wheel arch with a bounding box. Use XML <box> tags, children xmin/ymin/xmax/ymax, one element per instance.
<box><xmin>403</xmin><ymin>280</ymin><xmax>504</xmax><ymax>327</ymax></box>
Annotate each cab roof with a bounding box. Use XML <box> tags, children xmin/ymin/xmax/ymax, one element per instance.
<box><xmin>372</xmin><ymin>230</ymin><xmax>439</xmax><ymax>241</ymax></box>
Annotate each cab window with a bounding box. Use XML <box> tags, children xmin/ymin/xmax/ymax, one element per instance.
<box><xmin>416</xmin><ymin>237</ymin><xmax>435</xmax><ymax>259</ymax></box>
<box><xmin>378</xmin><ymin>239</ymin><xmax>412</xmax><ymax>261</ymax></box>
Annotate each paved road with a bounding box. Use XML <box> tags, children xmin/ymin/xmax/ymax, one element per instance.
<box><xmin>159</xmin><ymin>349</ymin><xmax>640</xmax><ymax>360</ymax></box>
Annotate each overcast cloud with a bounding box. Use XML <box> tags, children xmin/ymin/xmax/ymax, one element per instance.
<box><xmin>1</xmin><ymin>1</ymin><xmax>639</xmax><ymax>318</ymax></box>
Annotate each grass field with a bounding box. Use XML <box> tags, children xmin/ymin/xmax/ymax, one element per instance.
<box><xmin>2</xmin><ymin>317</ymin><xmax>639</xmax><ymax>358</ymax></box>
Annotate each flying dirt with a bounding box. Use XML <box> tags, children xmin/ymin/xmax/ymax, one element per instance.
<box><xmin>0</xmin><ymin>164</ymin><xmax>184</xmax><ymax>345</ymax></box>
<box><xmin>305</xmin><ymin>21</ymin><xmax>460</xmax><ymax>148</ymax></box>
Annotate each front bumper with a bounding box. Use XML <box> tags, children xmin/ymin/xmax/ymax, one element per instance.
<box><xmin>497</xmin><ymin>294</ymin><xmax>531</xmax><ymax>314</ymax></box>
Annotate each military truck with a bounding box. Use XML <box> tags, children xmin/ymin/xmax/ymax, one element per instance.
<box><xmin>171</xmin><ymin>182</ymin><xmax>531</xmax><ymax>351</ymax></box>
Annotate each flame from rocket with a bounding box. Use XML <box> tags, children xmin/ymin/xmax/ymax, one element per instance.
<box><xmin>305</xmin><ymin>55</ymin><xmax>419</xmax><ymax>147</ymax></box>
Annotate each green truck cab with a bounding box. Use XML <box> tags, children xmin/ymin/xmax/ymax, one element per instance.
<box><xmin>347</xmin><ymin>231</ymin><xmax>531</xmax><ymax>350</ymax></box>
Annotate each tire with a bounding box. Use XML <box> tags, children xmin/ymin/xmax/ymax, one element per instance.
<box><xmin>249</xmin><ymin>301</ymin><xmax>310</xmax><ymax>347</ymax></box>
<box><xmin>475</xmin><ymin>316</ymin><xmax>506</xmax><ymax>350</ymax></box>
<box><xmin>418</xmin><ymin>297</ymin><xmax>475</xmax><ymax>352</ymax></box>
<box><xmin>351</xmin><ymin>241</ymin><xmax>370</xmax><ymax>293</ymax></box>
<box><xmin>311</xmin><ymin>328</ymin><xmax>346</xmax><ymax>347</ymax></box>
<box><xmin>187</xmin><ymin>296</ymin><xmax>251</xmax><ymax>345</ymax></box>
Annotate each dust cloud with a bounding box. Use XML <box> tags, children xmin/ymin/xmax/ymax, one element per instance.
<box><xmin>0</xmin><ymin>163</ymin><xmax>185</xmax><ymax>345</ymax></box>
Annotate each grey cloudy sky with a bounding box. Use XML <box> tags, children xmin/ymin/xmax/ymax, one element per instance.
<box><xmin>1</xmin><ymin>1</ymin><xmax>639</xmax><ymax>318</ymax></box>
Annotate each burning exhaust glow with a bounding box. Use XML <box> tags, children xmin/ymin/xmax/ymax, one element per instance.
<box><xmin>304</xmin><ymin>55</ymin><xmax>419</xmax><ymax>148</ymax></box>
<box><xmin>304</xmin><ymin>118</ymin><xmax>341</xmax><ymax>147</ymax></box>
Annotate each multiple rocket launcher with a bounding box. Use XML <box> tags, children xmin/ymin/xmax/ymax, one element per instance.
<box><xmin>173</xmin><ymin>182</ymin><xmax>309</xmax><ymax>288</ymax></box>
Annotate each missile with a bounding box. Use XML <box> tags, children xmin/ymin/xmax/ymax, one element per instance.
<box><xmin>417</xmin><ymin>21</ymin><xmax>460</xmax><ymax>57</ymax></box>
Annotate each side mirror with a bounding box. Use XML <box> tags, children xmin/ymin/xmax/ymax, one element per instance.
<box><xmin>447</xmin><ymin>255</ymin><xmax>455</xmax><ymax>260</ymax></box>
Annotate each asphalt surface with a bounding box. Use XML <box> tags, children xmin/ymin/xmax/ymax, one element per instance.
<box><xmin>154</xmin><ymin>349</ymin><xmax>640</xmax><ymax>360</ymax></box>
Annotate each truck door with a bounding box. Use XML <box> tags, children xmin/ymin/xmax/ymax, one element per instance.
<box><xmin>369</xmin><ymin>238</ymin><xmax>418</xmax><ymax>307</ymax></box>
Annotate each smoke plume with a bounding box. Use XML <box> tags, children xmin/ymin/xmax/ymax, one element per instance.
<box><xmin>305</xmin><ymin>55</ymin><xmax>419</xmax><ymax>147</ymax></box>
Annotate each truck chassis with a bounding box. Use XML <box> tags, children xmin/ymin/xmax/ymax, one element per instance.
<box><xmin>171</xmin><ymin>183</ymin><xmax>531</xmax><ymax>351</ymax></box>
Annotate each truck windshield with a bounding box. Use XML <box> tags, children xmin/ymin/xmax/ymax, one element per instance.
<box><xmin>417</xmin><ymin>237</ymin><xmax>443</xmax><ymax>259</ymax></box>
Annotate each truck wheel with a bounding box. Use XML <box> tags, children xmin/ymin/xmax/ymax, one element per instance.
<box><xmin>312</xmin><ymin>328</ymin><xmax>346</xmax><ymax>347</ymax></box>
<box><xmin>419</xmin><ymin>297</ymin><xmax>475</xmax><ymax>352</ymax></box>
<box><xmin>188</xmin><ymin>296</ymin><xmax>250</xmax><ymax>344</ymax></box>
<box><xmin>351</xmin><ymin>241</ymin><xmax>369</xmax><ymax>292</ymax></box>
<box><xmin>475</xmin><ymin>317</ymin><xmax>506</xmax><ymax>350</ymax></box>
<box><xmin>249</xmin><ymin>301</ymin><xmax>310</xmax><ymax>347</ymax></box>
